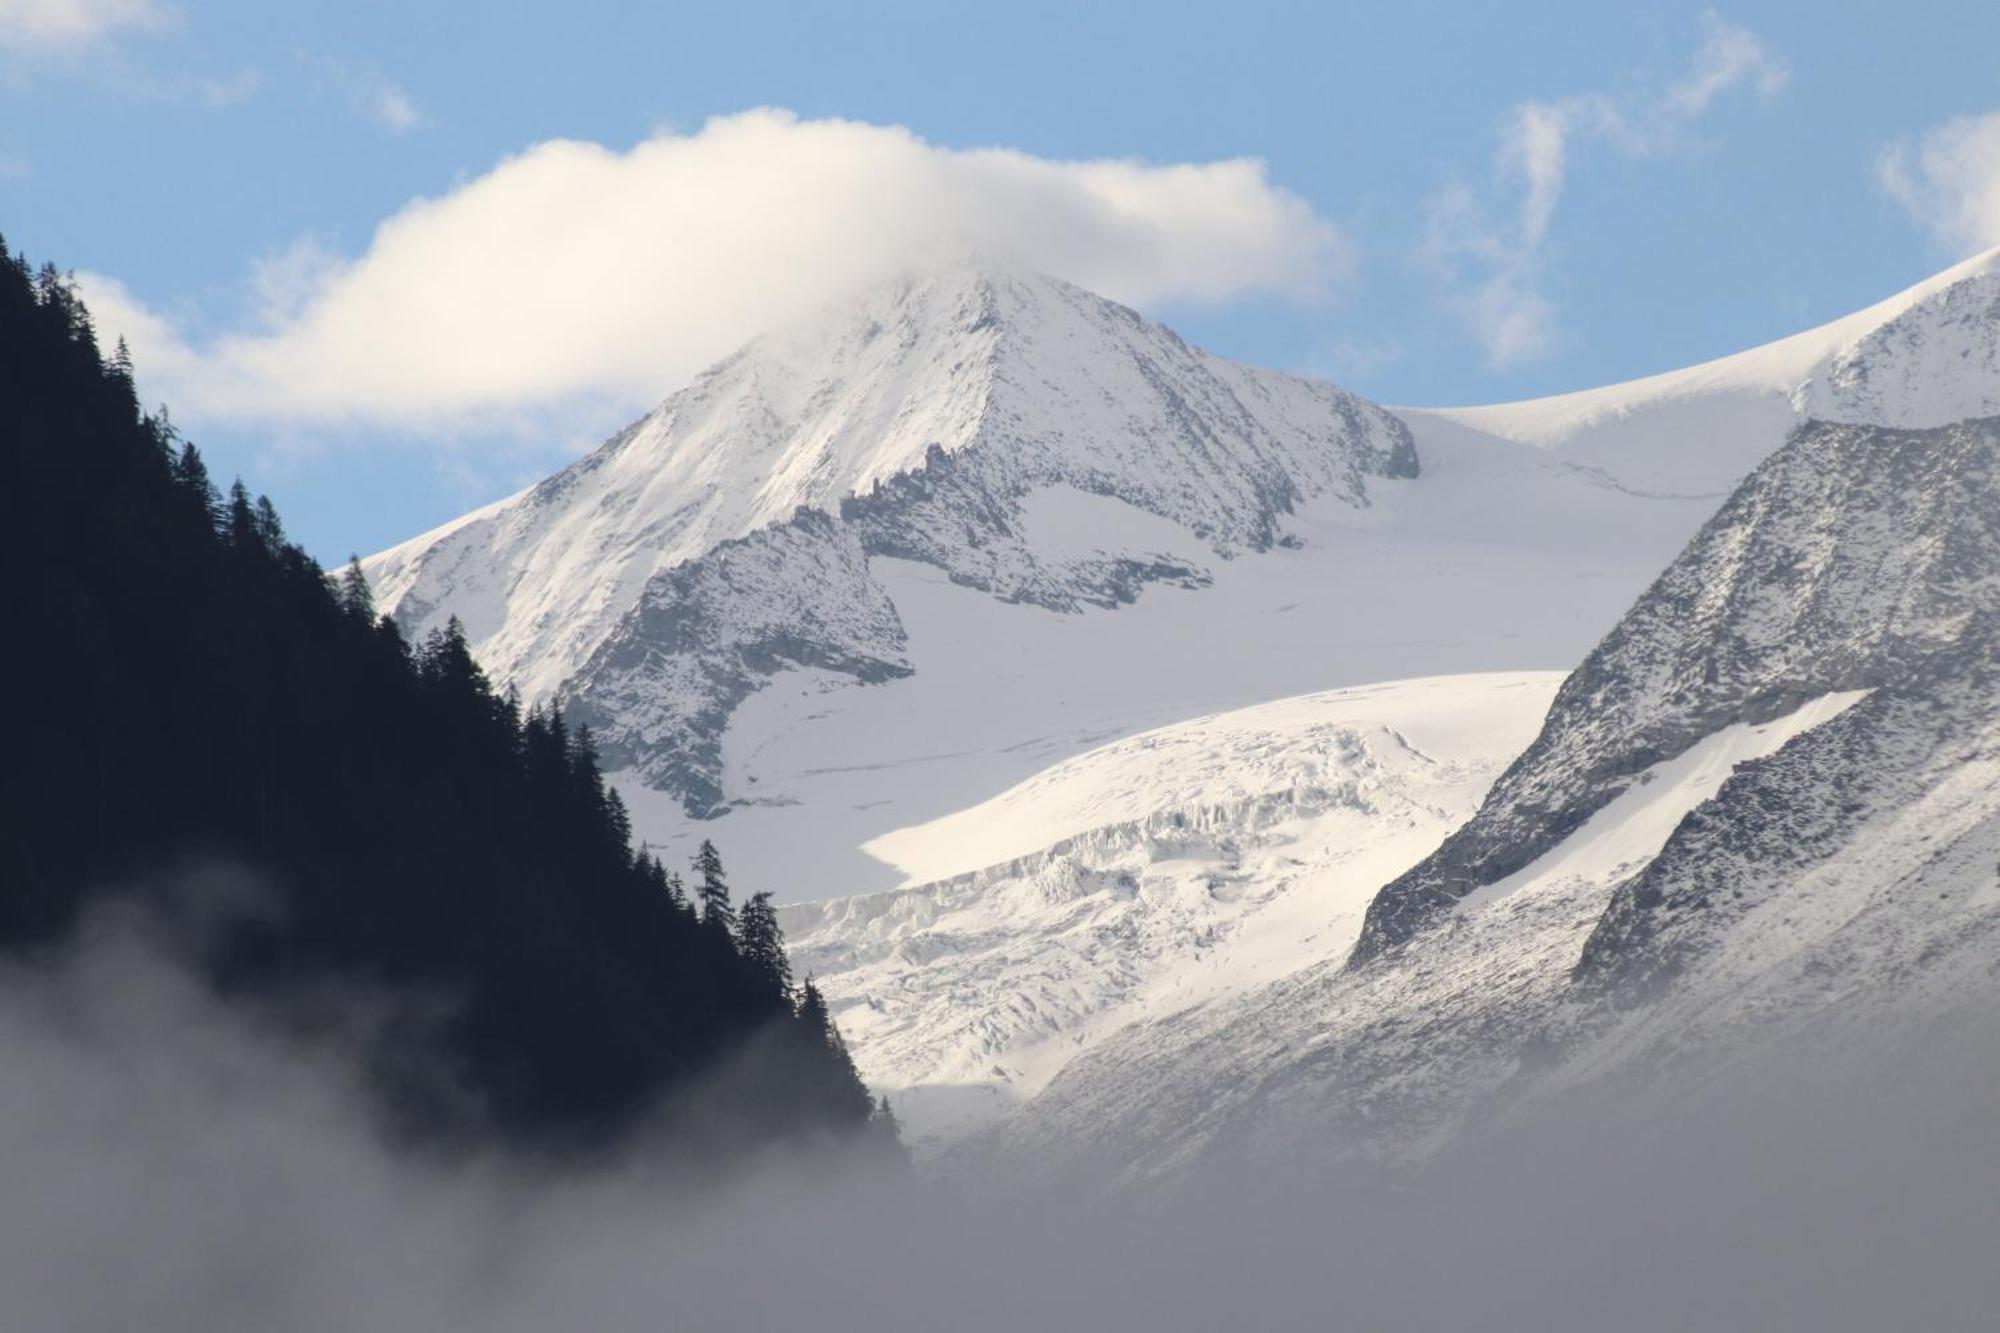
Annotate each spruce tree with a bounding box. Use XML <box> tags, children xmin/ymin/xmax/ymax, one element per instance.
<box><xmin>253</xmin><ymin>494</ymin><xmax>286</xmax><ymax>551</ymax></box>
<box><xmin>694</xmin><ymin>838</ymin><xmax>735</xmax><ymax>937</ymax></box>
<box><xmin>797</xmin><ymin>976</ymin><xmax>871</xmax><ymax>1118</ymax></box>
<box><xmin>225</xmin><ymin>479</ymin><xmax>259</xmax><ymax>551</ymax></box>
<box><xmin>172</xmin><ymin>440</ymin><xmax>221</xmax><ymax>529</ymax></box>
<box><xmin>337</xmin><ymin>557</ymin><xmax>375</xmax><ymax>622</ymax></box>
<box><xmin>738</xmin><ymin>890</ymin><xmax>792</xmax><ymax>998</ymax></box>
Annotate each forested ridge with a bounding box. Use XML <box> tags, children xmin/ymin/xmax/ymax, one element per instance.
<box><xmin>0</xmin><ymin>236</ymin><xmax>886</xmax><ymax>1154</ymax></box>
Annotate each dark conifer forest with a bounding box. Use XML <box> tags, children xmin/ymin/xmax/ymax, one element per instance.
<box><xmin>0</xmin><ymin>236</ymin><xmax>881</xmax><ymax>1154</ymax></box>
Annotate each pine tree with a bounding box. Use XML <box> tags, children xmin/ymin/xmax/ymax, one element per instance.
<box><xmin>173</xmin><ymin>441</ymin><xmax>220</xmax><ymax>529</ymax></box>
<box><xmin>870</xmin><ymin>1093</ymin><xmax>901</xmax><ymax>1143</ymax></box>
<box><xmin>694</xmin><ymin>838</ymin><xmax>736</xmax><ymax>937</ymax></box>
<box><xmin>602</xmin><ymin>786</ymin><xmax>633</xmax><ymax>848</ymax></box>
<box><xmin>418</xmin><ymin>616</ymin><xmax>489</xmax><ymax>699</ymax></box>
<box><xmin>225</xmin><ymin>479</ymin><xmax>259</xmax><ymax>551</ymax></box>
<box><xmin>104</xmin><ymin>337</ymin><xmax>138</xmax><ymax>416</ymax></box>
<box><xmin>335</xmin><ymin>556</ymin><xmax>376</xmax><ymax>622</ymax></box>
<box><xmin>797</xmin><ymin>977</ymin><xmax>830</xmax><ymax>1036</ymax></box>
<box><xmin>798</xmin><ymin>976</ymin><xmax>870</xmax><ymax>1116</ymax></box>
<box><xmin>253</xmin><ymin>494</ymin><xmax>286</xmax><ymax>551</ymax></box>
<box><xmin>738</xmin><ymin>890</ymin><xmax>792</xmax><ymax>999</ymax></box>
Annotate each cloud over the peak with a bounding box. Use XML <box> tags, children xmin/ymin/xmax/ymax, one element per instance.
<box><xmin>83</xmin><ymin>110</ymin><xmax>1346</xmax><ymax>434</ymax></box>
<box><xmin>1878</xmin><ymin>111</ymin><xmax>2000</xmax><ymax>258</ymax></box>
<box><xmin>0</xmin><ymin>0</ymin><xmax>170</xmax><ymax>51</ymax></box>
<box><xmin>1425</xmin><ymin>11</ymin><xmax>1787</xmax><ymax>369</ymax></box>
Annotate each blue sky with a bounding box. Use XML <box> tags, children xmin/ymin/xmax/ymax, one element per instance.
<box><xmin>4</xmin><ymin>0</ymin><xmax>1999</xmax><ymax>561</ymax></box>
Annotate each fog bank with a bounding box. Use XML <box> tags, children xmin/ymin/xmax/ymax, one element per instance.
<box><xmin>5</xmin><ymin>907</ymin><xmax>1998</xmax><ymax>1332</ymax></box>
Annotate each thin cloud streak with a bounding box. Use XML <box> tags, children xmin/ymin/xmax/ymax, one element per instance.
<box><xmin>303</xmin><ymin>53</ymin><xmax>425</xmax><ymax>133</ymax></box>
<box><xmin>1424</xmin><ymin>11</ymin><xmax>1789</xmax><ymax>369</ymax></box>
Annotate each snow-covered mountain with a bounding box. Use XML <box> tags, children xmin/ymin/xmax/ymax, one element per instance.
<box><xmin>366</xmin><ymin>257</ymin><xmax>1806</xmax><ymax>892</ymax></box>
<box><xmin>969</xmin><ymin>414</ymin><xmax>2000</xmax><ymax>1183</ymax></box>
<box><xmin>760</xmin><ymin>247</ymin><xmax>2000</xmax><ymax>1169</ymax></box>
<box><xmin>364</xmin><ymin>244</ymin><xmax>2000</xmax><ymax>1180</ymax></box>
<box><xmin>777</xmin><ymin>673</ymin><xmax>1562</xmax><ymax>1151</ymax></box>
<box><xmin>366</xmin><ymin>264</ymin><xmax>1413</xmax><ymax>816</ymax></box>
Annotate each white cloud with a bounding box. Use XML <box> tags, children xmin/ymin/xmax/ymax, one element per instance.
<box><xmin>82</xmin><ymin>108</ymin><xmax>1347</xmax><ymax>433</ymax></box>
<box><xmin>304</xmin><ymin>55</ymin><xmax>424</xmax><ymax>133</ymax></box>
<box><xmin>1501</xmin><ymin>100</ymin><xmax>1580</xmax><ymax>249</ymax></box>
<box><xmin>0</xmin><ymin>0</ymin><xmax>170</xmax><ymax>51</ymax></box>
<box><xmin>1426</xmin><ymin>11</ymin><xmax>1787</xmax><ymax>368</ymax></box>
<box><xmin>1877</xmin><ymin>111</ymin><xmax>2000</xmax><ymax>257</ymax></box>
<box><xmin>1663</xmin><ymin>10</ymin><xmax>1789</xmax><ymax>116</ymax></box>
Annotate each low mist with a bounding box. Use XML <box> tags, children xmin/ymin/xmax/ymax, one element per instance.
<box><xmin>5</xmin><ymin>898</ymin><xmax>1998</xmax><ymax>1332</ymax></box>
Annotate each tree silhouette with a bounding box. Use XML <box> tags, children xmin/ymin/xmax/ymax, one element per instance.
<box><xmin>694</xmin><ymin>839</ymin><xmax>736</xmax><ymax>938</ymax></box>
<box><xmin>336</xmin><ymin>557</ymin><xmax>375</xmax><ymax>622</ymax></box>
<box><xmin>0</xmin><ymin>233</ymin><xmax>880</xmax><ymax>1155</ymax></box>
<box><xmin>738</xmin><ymin>890</ymin><xmax>792</xmax><ymax>999</ymax></box>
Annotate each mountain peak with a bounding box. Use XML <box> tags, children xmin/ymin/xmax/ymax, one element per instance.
<box><xmin>365</xmin><ymin>263</ymin><xmax>1416</xmax><ymax>813</ymax></box>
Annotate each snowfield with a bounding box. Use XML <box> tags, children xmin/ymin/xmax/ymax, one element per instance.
<box><xmin>778</xmin><ymin>673</ymin><xmax>1562</xmax><ymax>1151</ymax></box>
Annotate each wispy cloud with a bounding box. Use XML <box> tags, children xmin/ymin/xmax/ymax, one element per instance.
<box><xmin>303</xmin><ymin>54</ymin><xmax>424</xmax><ymax>133</ymax></box>
<box><xmin>1662</xmin><ymin>11</ymin><xmax>1791</xmax><ymax>116</ymax></box>
<box><xmin>0</xmin><ymin>0</ymin><xmax>172</xmax><ymax>52</ymax></box>
<box><xmin>1423</xmin><ymin>11</ymin><xmax>1788</xmax><ymax>369</ymax></box>
<box><xmin>179</xmin><ymin>65</ymin><xmax>259</xmax><ymax>107</ymax></box>
<box><xmin>1877</xmin><ymin>111</ymin><xmax>2000</xmax><ymax>257</ymax></box>
<box><xmin>79</xmin><ymin>109</ymin><xmax>1347</xmax><ymax>439</ymax></box>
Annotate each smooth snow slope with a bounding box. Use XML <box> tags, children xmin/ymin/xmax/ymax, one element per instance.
<box><xmin>778</xmin><ymin>673</ymin><xmax>1562</xmax><ymax>1152</ymax></box>
<box><xmin>1399</xmin><ymin>242</ymin><xmax>2000</xmax><ymax>493</ymax></box>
